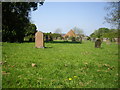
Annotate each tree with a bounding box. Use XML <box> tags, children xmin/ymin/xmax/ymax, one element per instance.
<box><xmin>102</xmin><ymin>29</ymin><xmax>118</xmax><ymax>41</ymax></box>
<box><xmin>24</xmin><ymin>23</ymin><xmax>37</xmax><ymax>36</ymax></box>
<box><xmin>94</xmin><ymin>28</ymin><xmax>109</xmax><ymax>38</ymax></box>
<box><xmin>73</xmin><ymin>26</ymin><xmax>83</xmax><ymax>35</ymax></box>
<box><xmin>44</xmin><ymin>32</ymin><xmax>62</xmax><ymax>41</ymax></box>
<box><xmin>105</xmin><ymin>2</ymin><xmax>120</xmax><ymax>28</ymax></box>
<box><xmin>54</xmin><ymin>28</ymin><xmax>62</xmax><ymax>34</ymax></box>
<box><xmin>90</xmin><ymin>28</ymin><xmax>117</xmax><ymax>41</ymax></box>
<box><xmin>2</xmin><ymin>2</ymin><xmax>44</xmax><ymax>42</ymax></box>
<box><xmin>90</xmin><ymin>33</ymin><xmax>96</xmax><ymax>38</ymax></box>
<box><xmin>73</xmin><ymin>26</ymin><xmax>83</xmax><ymax>43</ymax></box>
<box><xmin>24</xmin><ymin>23</ymin><xmax>37</xmax><ymax>42</ymax></box>
<box><xmin>105</xmin><ymin>2</ymin><xmax>119</xmax><ymax>43</ymax></box>
<box><xmin>0</xmin><ymin>3</ymin><xmax>1</xmax><ymax>42</ymax></box>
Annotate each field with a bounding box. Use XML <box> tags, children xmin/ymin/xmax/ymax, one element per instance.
<box><xmin>2</xmin><ymin>41</ymin><xmax>118</xmax><ymax>88</ymax></box>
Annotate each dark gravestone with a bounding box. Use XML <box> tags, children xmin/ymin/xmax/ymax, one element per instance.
<box><xmin>49</xmin><ymin>35</ymin><xmax>53</xmax><ymax>41</ymax></box>
<box><xmin>76</xmin><ymin>37</ymin><xmax>79</xmax><ymax>42</ymax></box>
<box><xmin>95</xmin><ymin>39</ymin><xmax>102</xmax><ymax>48</ymax></box>
<box><xmin>45</xmin><ymin>35</ymin><xmax>49</xmax><ymax>42</ymax></box>
<box><xmin>76</xmin><ymin>36</ymin><xmax>82</xmax><ymax>43</ymax></box>
<box><xmin>29</xmin><ymin>38</ymin><xmax>32</xmax><ymax>42</ymax></box>
<box><xmin>49</xmin><ymin>32</ymin><xmax>53</xmax><ymax>41</ymax></box>
<box><xmin>72</xmin><ymin>37</ymin><xmax>76</xmax><ymax>42</ymax></box>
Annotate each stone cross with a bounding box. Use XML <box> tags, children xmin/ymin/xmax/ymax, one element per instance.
<box><xmin>35</xmin><ymin>31</ymin><xmax>44</xmax><ymax>48</ymax></box>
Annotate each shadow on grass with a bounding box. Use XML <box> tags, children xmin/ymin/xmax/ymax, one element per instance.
<box><xmin>23</xmin><ymin>40</ymin><xmax>82</xmax><ymax>44</ymax></box>
<box><xmin>34</xmin><ymin>47</ymin><xmax>53</xmax><ymax>49</ymax></box>
<box><xmin>45</xmin><ymin>41</ymin><xmax>82</xmax><ymax>44</ymax></box>
<box><xmin>24</xmin><ymin>41</ymin><xmax>34</xmax><ymax>43</ymax></box>
<box><xmin>44</xmin><ymin>47</ymin><xmax>53</xmax><ymax>48</ymax></box>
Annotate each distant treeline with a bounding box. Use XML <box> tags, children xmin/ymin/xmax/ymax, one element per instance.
<box><xmin>24</xmin><ymin>32</ymin><xmax>63</xmax><ymax>42</ymax></box>
<box><xmin>90</xmin><ymin>28</ymin><xmax>118</xmax><ymax>39</ymax></box>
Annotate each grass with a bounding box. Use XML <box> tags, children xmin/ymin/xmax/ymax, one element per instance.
<box><xmin>2</xmin><ymin>41</ymin><xmax>118</xmax><ymax>88</ymax></box>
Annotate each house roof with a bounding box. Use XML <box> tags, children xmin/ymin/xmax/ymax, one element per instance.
<box><xmin>63</xmin><ymin>30</ymin><xmax>76</xmax><ymax>37</ymax></box>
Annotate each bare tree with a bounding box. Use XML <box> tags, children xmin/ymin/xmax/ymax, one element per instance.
<box><xmin>73</xmin><ymin>26</ymin><xmax>84</xmax><ymax>35</ymax></box>
<box><xmin>73</xmin><ymin>26</ymin><xmax>83</xmax><ymax>43</ymax></box>
<box><xmin>54</xmin><ymin>28</ymin><xmax>62</xmax><ymax>34</ymax></box>
<box><xmin>105</xmin><ymin>2</ymin><xmax>120</xmax><ymax>28</ymax></box>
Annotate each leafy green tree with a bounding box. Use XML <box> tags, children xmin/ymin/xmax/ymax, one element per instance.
<box><xmin>2</xmin><ymin>2</ymin><xmax>44</xmax><ymax>42</ymax></box>
<box><xmin>102</xmin><ymin>29</ymin><xmax>118</xmax><ymax>41</ymax></box>
<box><xmin>52</xmin><ymin>33</ymin><xmax>62</xmax><ymax>40</ymax></box>
<box><xmin>24</xmin><ymin>23</ymin><xmax>37</xmax><ymax>42</ymax></box>
<box><xmin>24</xmin><ymin>23</ymin><xmax>37</xmax><ymax>36</ymax></box>
<box><xmin>90</xmin><ymin>33</ymin><xmax>96</xmax><ymax>38</ymax></box>
<box><xmin>90</xmin><ymin>28</ymin><xmax>109</xmax><ymax>38</ymax></box>
<box><xmin>44</xmin><ymin>32</ymin><xmax>62</xmax><ymax>41</ymax></box>
<box><xmin>90</xmin><ymin>28</ymin><xmax>118</xmax><ymax>41</ymax></box>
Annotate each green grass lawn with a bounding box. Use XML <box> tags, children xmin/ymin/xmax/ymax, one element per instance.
<box><xmin>2</xmin><ymin>41</ymin><xmax>118</xmax><ymax>88</ymax></box>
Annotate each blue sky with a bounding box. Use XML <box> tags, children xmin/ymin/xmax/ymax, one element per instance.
<box><xmin>30</xmin><ymin>2</ymin><xmax>111</xmax><ymax>36</ymax></box>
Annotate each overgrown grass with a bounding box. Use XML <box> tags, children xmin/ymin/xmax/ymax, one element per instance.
<box><xmin>2</xmin><ymin>41</ymin><xmax>118</xmax><ymax>88</ymax></box>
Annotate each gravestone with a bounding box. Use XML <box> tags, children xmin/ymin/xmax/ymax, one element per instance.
<box><xmin>95</xmin><ymin>39</ymin><xmax>102</xmax><ymax>48</ymax></box>
<box><xmin>57</xmin><ymin>37</ymin><xmax>61</xmax><ymax>40</ymax></box>
<box><xmin>76</xmin><ymin>36</ymin><xmax>82</xmax><ymax>43</ymax></box>
<box><xmin>49</xmin><ymin>32</ymin><xmax>53</xmax><ymax>41</ymax></box>
<box><xmin>71</xmin><ymin>37</ymin><xmax>76</xmax><ymax>42</ymax></box>
<box><xmin>106</xmin><ymin>40</ymin><xmax>111</xmax><ymax>45</ymax></box>
<box><xmin>114</xmin><ymin>38</ymin><xmax>119</xmax><ymax>44</ymax></box>
<box><xmin>45</xmin><ymin>35</ymin><xmax>49</xmax><ymax>42</ymax></box>
<box><xmin>103</xmin><ymin>38</ymin><xmax>107</xmax><ymax>42</ymax></box>
<box><xmin>35</xmin><ymin>31</ymin><xmax>44</xmax><ymax>48</ymax></box>
<box><xmin>76</xmin><ymin>36</ymin><xmax>79</xmax><ymax>41</ymax></box>
<box><xmin>91</xmin><ymin>38</ymin><xmax>96</xmax><ymax>42</ymax></box>
<box><xmin>93</xmin><ymin>38</ymin><xmax>96</xmax><ymax>42</ymax></box>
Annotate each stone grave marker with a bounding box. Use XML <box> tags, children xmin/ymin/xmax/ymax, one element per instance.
<box><xmin>45</xmin><ymin>35</ymin><xmax>49</xmax><ymax>42</ymax></box>
<box><xmin>35</xmin><ymin>31</ymin><xmax>44</xmax><ymax>48</ymax></box>
<box><xmin>95</xmin><ymin>39</ymin><xmax>102</xmax><ymax>48</ymax></box>
<box><xmin>103</xmin><ymin>38</ymin><xmax>107</xmax><ymax>42</ymax></box>
<box><xmin>106</xmin><ymin>40</ymin><xmax>111</xmax><ymax>45</ymax></box>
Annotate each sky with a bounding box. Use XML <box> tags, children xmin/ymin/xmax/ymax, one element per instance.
<box><xmin>30</xmin><ymin>2</ymin><xmax>111</xmax><ymax>36</ymax></box>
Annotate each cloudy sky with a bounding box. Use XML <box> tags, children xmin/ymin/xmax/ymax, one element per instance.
<box><xmin>30</xmin><ymin>2</ymin><xmax>111</xmax><ymax>36</ymax></box>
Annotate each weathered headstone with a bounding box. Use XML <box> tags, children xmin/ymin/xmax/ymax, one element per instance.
<box><xmin>76</xmin><ymin>36</ymin><xmax>79</xmax><ymax>41</ymax></box>
<box><xmin>95</xmin><ymin>39</ymin><xmax>102</xmax><ymax>48</ymax></box>
<box><xmin>103</xmin><ymin>38</ymin><xmax>107</xmax><ymax>42</ymax></box>
<box><xmin>76</xmin><ymin>36</ymin><xmax>82</xmax><ymax>43</ymax></box>
<box><xmin>49</xmin><ymin>32</ymin><xmax>53</xmax><ymax>41</ymax></box>
<box><xmin>71</xmin><ymin>37</ymin><xmax>76</xmax><ymax>42</ymax></box>
<box><xmin>57</xmin><ymin>37</ymin><xmax>61</xmax><ymax>40</ymax></box>
<box><xmin>106</xmin><ymin>40</ymin><xmax>111</xmax><ymax>45</ymax></box>
<box><xmin>35</xmin><ymin>31</ymin><xmax>44</xmax><ymax>48</ymax></box>
<box><xmin>91</xmin><ymin>38</ymin><xmax>96</xmax><ymax>42</ymax></box>
<box><xmin>114</xmin><ymin>38</ymin><xmax>120</xmax><ymax>45</ymax></box>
